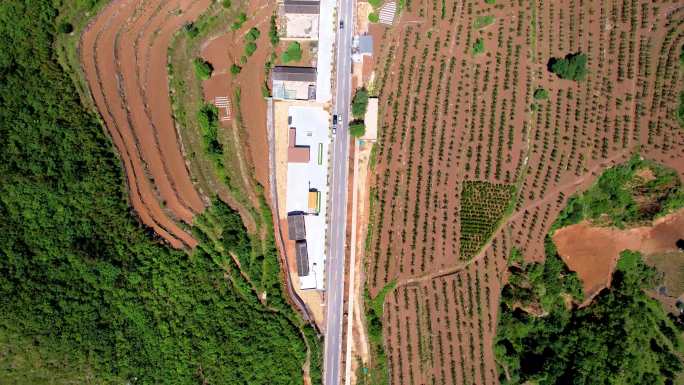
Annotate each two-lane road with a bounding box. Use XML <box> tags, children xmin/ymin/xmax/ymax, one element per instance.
<box><xmin>323</xmin><ymin>0</ymin><xmax>354</xmax><ymax>382</ymax></box>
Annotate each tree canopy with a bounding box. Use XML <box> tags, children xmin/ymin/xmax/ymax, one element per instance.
<box><xmin>0</xmin><ymin>1</ymin><xmax>315</xmax><ymax>383</ymax></box>
<box><xmin>495</xmin><ymin>246</ymin><xmax>683</xmax><ymax>385</ymax></box>
<box><xmin>282</xmin><ymin>41</ymin><xmax>302</xmax><ymax>64</ymax></box>
<box><xmin>352</xmin><ymin>88</ymin><xmax>370</xmax><ymax>119</ymax></box>
<box><xmin>549</xmin><ymin>52</ymin><xmax>588</xmax><ymax>81</ymax></box>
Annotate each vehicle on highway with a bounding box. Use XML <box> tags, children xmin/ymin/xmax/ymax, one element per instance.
<box><xmin>339</xmin><ymin>20</ymin><xmax>344</xmax><ymax>29</ymax></box>
<box><xmin>332</xmin><ymin>114</ymin><xmax>338</xmax><ymax>136</ymax></box>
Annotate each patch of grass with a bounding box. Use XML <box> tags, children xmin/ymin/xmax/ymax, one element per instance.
<box><xmin>281</xmin><ymin>41</ymin><xmax>302</xmax><ymax>63</ymax></box>
<box><xmin>473</xmin><ymin>15</ymin><xmax>494</xmax><ymax>29</ymax></box>
<box><xmin>364</xmin><ymin>281</ymin><xmax>396</xmax><ymax>385</ymax></box>
<box><xmin>459</xmin><ymin>181</ymin><xmax>515</xmax><ymax>260</ymax></box>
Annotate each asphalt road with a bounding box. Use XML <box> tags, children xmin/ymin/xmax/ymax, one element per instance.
<box><xmin>323</xmin><ymin>0</ymin><xmax>353</xmax><ymax>383</ymax></box>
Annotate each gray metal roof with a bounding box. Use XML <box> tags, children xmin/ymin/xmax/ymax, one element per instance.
<box><xmin>359</xmin><ymin>35</ymin><xmax>373</xmax><ymax>55</ymax></box>
<box><xmin>284</xmin><ymin>0</ymin><xmax>320</xmax><ymax>14</ymax></box>
<box><xmin>272</xmin><ymin>66</ymin><xmax>317</xmax><ymax>83</ymax></box>
<box><xmin>287</xmin><ymin>212</ymin><xmax>306</xmax><ymax>240</ymax></box>
<box><xmin>295</xmin><ymin>240</ymin><xmax>310</xmax><ymax>276</ymax></box>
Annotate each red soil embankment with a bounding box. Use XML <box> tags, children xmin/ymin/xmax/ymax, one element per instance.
<box><xmin>81</xmin><ymin>0</ymin><xmax>211</xmax><ymax>248</ymax></box>
<box><xmin>553</xmin><ymin>209</ymin><xmax>684</xmax><ymax>299</ymax></box>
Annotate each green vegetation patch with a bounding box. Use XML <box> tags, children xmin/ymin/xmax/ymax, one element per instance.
<box><xmin>554</xmin><ymin>155</ymin><xmax>684</xmax><ymax>229</ymax></box>
<box><xmin>352</xmin><ymin>88</ymin><xmax>370</xmax><ymax>119</ymax></box>
<box><xmin>473</xmin><ymin>15</ymin><xmax>495</xmax><ymax>29</ymax></box>
<box><xmin>533</xmin><ymin>87</ymin><xmax>548</xmax><ymax>100</ymax></box>
<box><xmin>193</xmin><ymin>57</ymin><xmax>213</xmax><ymax>80</ymax></box>
<box><xmin>0</xmin><ymin>1</ymin><xmax>317</xmax><ymax>383</ymax></box>
<box><xmin>471</xmin><ymin>37</ymin><xmax>484</xmax><ymax>55</ymax></box>
<box><xmin>495</xmin><ymin>247</ymin><xmax>683</xmax><ymax>384</ymax></box>
<box><xmin>459</xmin><ymin>181</ymin><xmax>515</xmax><ymax>260</ymax></box>
<box><xmin>350</xmin><ymin>121</ymin><xmax>366</xmax><ymax>137</ymax></box>
<box><xmin>368</xmin><ymin>12</ymin><xmax>379</xmax><ymax>23</ymax></box>
<box><xmin>361</xmin><ymin>281</ymin><xmax>396</xmax><ymax>385</ymax></box>
<box><xmin>549</xmin><ymin>52</ymin><xmax>588</xmax><ymax>81</ymax></box>
<box><xmin>231</xmin><ymin>11</ymin><xmax>247</xmax><ymax>30</ymax></box>
<box><xmin>281</xmin><ymin>41</ymin><xmax>303</xmax><ymax>63</ymax></box>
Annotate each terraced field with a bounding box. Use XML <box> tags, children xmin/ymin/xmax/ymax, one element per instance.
<box><xmin>81</xmin><ymin>0</ymin><xmax>212</xmax><ymax>248</ymax></box>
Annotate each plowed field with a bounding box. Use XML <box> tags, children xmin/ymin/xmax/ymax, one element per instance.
<box><xmin>81</xmin><ymin>0</ymin><xmax>211</xmax><ymax>248</ymax></box>
<box><xmin>366</xmin><ymin>0</ymin><xmax>684</xmax><ymax>384</ymax></box>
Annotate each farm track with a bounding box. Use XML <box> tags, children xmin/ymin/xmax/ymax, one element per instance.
<box><xmin>365</xmin><ymin>0</ymin><xmax>684</xmax><ymax>384</ymax></box>
<box><xmin>81</xmin><ymin>0</ymin><xmax>212</xmax><ymax>248</ymax></box>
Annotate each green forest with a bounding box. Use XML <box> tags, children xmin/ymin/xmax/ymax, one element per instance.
<box><xmin>495</xmin><ymin>244</ymin><xmax>684</xmax><ymax>384</ymax></box>
<box><xmin>554</xmin><ymin>155</ymin><xmax>684</xmax><ymax>229</ymax></box>
<box><xmin>0</xmin><ymin>1</ymin><xmax>315</xmax><ymax>384</ymax></box>
<box><xmin>495</xmin><ymin>158</ymin><xmax>684</xmax><ymax>384</ymax></box>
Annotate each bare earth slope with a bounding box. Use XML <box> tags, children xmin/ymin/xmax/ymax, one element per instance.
<box><xmin>81</xmin><ymin>0</ymin><xmax>211</xmax><ymax>248</ymax></box>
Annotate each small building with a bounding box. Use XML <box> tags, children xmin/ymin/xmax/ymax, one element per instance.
<box><xmin>295</xmin><ymin>240</ymin><xmax>310</xmax><ymax>276</ymax></box>
<box><xmin>287</xmin><ymin>212</ymin><xmax>306</xmax><ymax>240</ymax></box>
<box><xmin>288</xmin><ymin>127</ymin><xmax>310</xmax><ymax>163</ymax></box>
<box><xmin>358</xmin><ymin>35</ymin><xmax>373</xmax><ymax>56</ymax></box>
<box><xmin>279</xmin><ymin>0</ymin><xmax>320</xmax><ymax>40</ymax></box>
<box><xmin>272</xmin><ymin>66</ymin><xmax>317</xmax><ymax>100</ymax></box>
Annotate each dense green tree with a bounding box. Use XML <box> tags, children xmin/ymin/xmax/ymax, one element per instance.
<box><xmin>0</xmin><ymin>1</ymin><xmax>315</xmax><ymax>383</ymax></box>
<box><xmin>549</xmin><ymin>53</ymin><xmax>588</xmax><ymax>81</ymax></box>
<box><xmin>193</xmin><ymin>57</ymin><xmax>213</xmax><ymax>79</ymax></box>
<box><xmin>496</xmin><ymin>249</ymin><xmax>683</xmax><ymax>385</ymax></box>
<box><xmin>352</xmin><ymin>88</ymin><xmax>370</xmax><ymax>119</ymax></box>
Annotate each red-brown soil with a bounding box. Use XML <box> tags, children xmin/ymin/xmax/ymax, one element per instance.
<box><xmin>554</xmin><ymin>209</ymin><xmax>684</xmax><ymax>299</ymax></box>
<box><xmin>365</xmin><ymin>0</ymin><xmax>684</xmax><ymax>384</ymax></box>
<box><xmin>81</xmin><ymin>0</ymin><xmax>212</xmax><ymax>248</ymax></box>
<box><xmin>200</xmin><ymin>0</ymin><xmax>274</xmax><ymax>190</ymax></box>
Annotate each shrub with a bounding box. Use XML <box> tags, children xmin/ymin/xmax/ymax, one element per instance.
<box><xmin>221</xmin><ymin>0</ymin><xmax>231</xmax><ymax>8</ymax></box>
<box><xmin>352</xmin><ymin>88</ymin><xmax>369</xmax><ymax>119</ymax></box>
<box><xmin>548</xmin><ymin>53</ymin><xmax>588</xmax><ymax>81</ymax></box>
<box><xmin>230</xmin><ymin>64</ymin><xmax>242</xmax><ymax>75</ymax></box>
<box><xmin>368</xmin><ymin>0</ymin><xmax>382</xmax><ymax>7</ymax></box>
<box><xmin>193</xmin><ymin>58</ymin><xmax>213</xmax><ymax>80</ymax></box>
<box><xmin>484</xmin><ymin>0</ymin><xmax>495</xmax><ymax>3</ymax></box>
<box><xmin>368</xmin><ymin>12</ymin><xmax>379</xmax><ymax>23</ymax></box>
<box><xmin>244</xmin><ymin>42</ymin><xmax>257</xmax><ymax>57</ymax></box>
<box><xmin>533</xmin><ymin>87</ymin><xmax>549</xmax><ymax>100</ymax></box>
<box><xmin>231</xmin><ymin>12</ymin><xmax>247</xmax><ymax>30</ymax></box>
<box><xmin>183</xmin><ymin>22</ymin><xmax>199</xmax><ymax>38</ymax></box>
<box><xmin>57</xmin><ymin>21</ymin><xmax>73</xmax><ymax>34</ymax></box>
<box><xmin>471</xmin><ymin>37</ymin><xmax>484</xmax><ymax>55</ymax></box>
<box><xmin>473</xmin><ymin>15</ymin><xmax>494</xmax><ymax>29</ymax></box>
<box><xmin>350</xmin><ymin>121</ymin><xmax>366</xmax><ymax>137</ymax></box>
<box><xmin>246</xmin><ymin>27</ymin><xmax>260</xmax><ymax>42</ymax></box>
<box><xmin>281</xmin><ymin>42</ymin><xmax>302</xmax><ymax>63</ymax></box>
<box><xmin>269</xmin><ymin>16</ymin><xmax>279</xmax><ymax>45</ymax></box>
